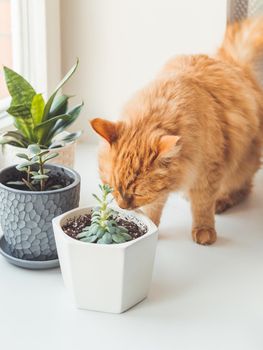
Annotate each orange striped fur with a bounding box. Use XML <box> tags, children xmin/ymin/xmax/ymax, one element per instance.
<box><xmin>91</xmin><ymin>17</ymin><xmax>263</xmax><ymax>245</ymax></box>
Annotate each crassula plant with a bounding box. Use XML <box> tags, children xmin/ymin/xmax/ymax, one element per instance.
<box><xmin>7</xmin><ymin>144</ymin><xmax>60</xmax><ymax>191</ymax></box>
<box><xmin>0</xmin><ymin>60</ymin><xmax>83</xmax><ymax>149</ymax></box>
<box><xmin>77</xmin><ymin>184</ymin><xmax>132</xmax><ymax>244</ymax></box>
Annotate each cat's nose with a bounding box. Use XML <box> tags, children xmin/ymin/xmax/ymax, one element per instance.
<box><xmin>118</xmin><ymin>199</ymin><xmax>130</xmax><ymax>209</ymax></box>
<box><xmin>117</xmin><ymin>196</ymin><xmax>134</xmax><ymax>210</ymax></box>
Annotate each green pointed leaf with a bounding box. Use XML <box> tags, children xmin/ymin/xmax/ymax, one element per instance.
<box><xmin>31</xmin><ymin>93</ymin><xmax>45</xmax><ymax>125</ymax></box>
<box><xmin>34</xmin><ymin>114</ymin><xmax>72</xmax><ymax>144</ymax></box>
<box><xmin>46</xmin><ymin>102</ymin><xmax>84</xmax><ymax>143</ymax></box>
<box><xmin>0</xmin><ymin>136</ymin><xmax>25</xmax><ymax>147</ymax></box>
<box><xmin>7</xmin><ymin>104</ymin><xmax>31</xmax><ymax>118</ymax></box>
<box><xmin>92</xmin><ymin>193</ymin><xmax>102</xmax><ymax>203</ymax></box>
<box><xmin>48</xmin><ymin>141</ymin><xmax>65</xmax><ymax>149</ymax></box>
<box><xmin>55</xmin><ymin>131</ymin><xmax>82</xmax><ymax>144</ymax></box>
<box><xmin>3</xmin><ymin>66</ymin><xmax>36</xmax><ymax>106</ymax></box>
<box><xmin>13</xmin><ymin>116</ymin><xmax>36</xmax><ymax>142</ymax></box>
<box><xmin>48</xmin><ymin>94</ymin><xmax>69</xmax><ymax>118</ymax></box>
<box><xmin>42</xmin><ymin>59</ymin><xmax>79</xmax><ymax>122</ymax></box>
<box><xmin>0</xmin><ymin>131</ymin><xmax>28</xmax><ymax>145</ymax></box>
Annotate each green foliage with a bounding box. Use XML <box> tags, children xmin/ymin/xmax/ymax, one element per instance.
<box><xmin>7</xmin><ymin>144</ymin><xmax>60</xmax><ymax>191</ymax></box>
<box><xmin>1</xmin><ymin>59</ymin><xmax>83</xmax><ymax>149</ymax></box>
<box><xmin>77</xmin><ymin>184</ymin><xmax>132</xmax><ymax>244</ymax></box>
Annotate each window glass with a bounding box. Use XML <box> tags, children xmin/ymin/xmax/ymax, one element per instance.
<box><xmin>0</xmin><ymin>0</ymin><xmax>12</xmax><ymax>99</ymax></box>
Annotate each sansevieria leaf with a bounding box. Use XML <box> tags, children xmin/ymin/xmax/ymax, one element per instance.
<box><xmin>48</xmin><ymin>94</ymin><xmax>69</xmax><ymax>118</ymax></box>
<box><xmin>52</xmin><ymin>102</ymin><xmax>83</xmax><ymax>135</ymax></box>
<box><xmin>13</xmin><ymin>117</ymin><xmax>36</xmax><ymax>142</ymax></box>
<box><xmin>31</xmin><ymin>93</ymin><xmax>45</xmax><ymax>125</ymax></box>
<box><xmin>3</xmin><ymin>66</ymin><xmax>36</xmax><ymax>106</ymax></box>
<box><xmin>42</xmin><ymin>59</ymin><xmax>79</xmax><ymax>122</ymax></box>
<box><xmin>2</xmin><ymin>61</ymin><xmax>82</xmax><ymax>148</ymax></box>
<box><xmin>34</xmin><ymin>114</ymin><xmax>71</xmax><ymax>144</ymax></box>
<box><xmin>7</xmin><ymin>104</ymin><xmax>31</xmax><ymax>118</ymax></box>
<box><xmin>45</xmin><ymin>103</ymin><xmax>84</xmax><ymax>145</ymax></box>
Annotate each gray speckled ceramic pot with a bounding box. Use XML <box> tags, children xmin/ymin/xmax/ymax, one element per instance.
<box><xmin>0</xmin><ymin>164</ymin><xmax>80</xmax><ymax>261</ymax></box>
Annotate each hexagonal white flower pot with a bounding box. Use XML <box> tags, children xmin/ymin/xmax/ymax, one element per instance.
<box><xmin>52</xmin><ymin>206</ymin><xmax>158</xmax><ymax>313</ymax></box>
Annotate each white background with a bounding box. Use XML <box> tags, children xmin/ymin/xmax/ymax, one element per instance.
<box><xmin>60</xmin><ymin>0</ymin><xmax>227</xmax><ymax>141</ymax></box>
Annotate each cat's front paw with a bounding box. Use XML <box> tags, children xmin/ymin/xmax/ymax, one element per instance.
<box><xmin>192</xmin><ymin>227</ymin><xmax>217</xmax><ymax>245</ymax></box>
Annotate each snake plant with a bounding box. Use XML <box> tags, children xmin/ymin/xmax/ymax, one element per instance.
<box><xmin>0</xmin><ymin>59</ymin><xmax>83</xmax><ymax>149</ymax></box>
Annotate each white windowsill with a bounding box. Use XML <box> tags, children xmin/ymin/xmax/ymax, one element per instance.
<box><xmin>0</xmin><ymin>143</ymin><xmax>262</xmax><ymax>350</ymax></box>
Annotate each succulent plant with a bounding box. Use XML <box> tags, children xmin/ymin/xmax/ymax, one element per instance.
<box><xmin>77</xmin><ymin>184</ymin><xmax>132</xmax><ymax>244</ymax></box>
<box><xmin>7</xmin><ymin>144</ymin><xmax>60</xmax><ymax>191</ymax></box>
<box><xmin>0</xmin><ymin>60</ymin><xmax>83</xmax><ymax>149</ymax></box>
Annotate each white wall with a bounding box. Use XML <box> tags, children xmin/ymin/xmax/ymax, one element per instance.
<box><xmin>60</xmin><ymin>0</ymin><xmax>227</xmax><ymax>142</ymax></box>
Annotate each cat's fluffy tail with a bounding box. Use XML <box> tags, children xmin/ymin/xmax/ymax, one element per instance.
<box><xmin>218</xmin><ymin>16</ymin><xmax>263</xmax><ymax>69</ymax></box>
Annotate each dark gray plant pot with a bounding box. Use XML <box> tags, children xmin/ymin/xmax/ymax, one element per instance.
<box><xmin>0</xmin><ymin>164</ymin><xmax>80</xmax><ymax>261</ymax></box>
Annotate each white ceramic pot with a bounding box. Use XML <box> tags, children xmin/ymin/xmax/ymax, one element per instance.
<box><xmin>1</xmin><ymin>141</ymin><xmax>76</xmax><ymax>169</ymax></box>
<box><xmin>52</xmin><ymin>206</ymin><xmax>158</xmax><ymax>313</ymax></box>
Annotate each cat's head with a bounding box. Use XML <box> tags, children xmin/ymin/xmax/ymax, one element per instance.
<box><xmin>90</xmin><ymin>118</ymin><xmax>181</xmax><ymax>209</ymax></box>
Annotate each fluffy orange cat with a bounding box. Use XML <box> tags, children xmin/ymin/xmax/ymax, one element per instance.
<box><xmin>90</xmin><ymin>17</ymin><xmax>263</xmax><ymax>245</ymax></box>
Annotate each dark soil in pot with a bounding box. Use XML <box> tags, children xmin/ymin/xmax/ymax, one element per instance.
<box><xmin>3</xmin><ymin>166</ymin><xmax>73</xmax><ymax>191</ymax></box>
<box><xmin>62</xmin><ymin>213</ymin><xmax>147</xmax><ymax>241</ymax></box>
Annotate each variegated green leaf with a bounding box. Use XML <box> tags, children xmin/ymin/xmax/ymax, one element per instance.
<box><xmin>42</xmin><ymin>59</ymin><xmax>79</xmax><ymax>122</ymax></box>
<box><xmin>3</xmin><ymin>66</ymin><xmax>36</xmax><ymax>106</ymax></box>
<box><xmin>13</xmin><ymin>117</ymin><xmax>36</xmax><ymax>142</ymax></box>
<box><xmin>7</xmin><ymin>104</ymin><xmax>31</xmax><ymax>118</ymax></box>
<box><xmin>31</xmin><ymin>93</ymin><xmax>45</xmax><ymax>125</ymax></box>
<box><xmin>48</xmin><ymin>94</ymin><xmax>69</xmax><ymax>118</ymax></box>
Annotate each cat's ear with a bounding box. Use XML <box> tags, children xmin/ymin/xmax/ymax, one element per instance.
<box><xmin>90</xmin><ymin>118</ymin><xmax>118</xmax><ymax>144</ymax></box>
<box><xmin>157</xmin><ymin>135</ymin><xmax>181</xmax><ymax>158</ymax></box>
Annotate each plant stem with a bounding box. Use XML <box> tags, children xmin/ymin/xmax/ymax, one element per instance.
<box><xmin>39</xmin><ymin>155</ymin><xmax>45</xmax><ymax>191</ymax></box>
<box><xmin>27</xmin><ymin>166</ymin><xmax>30</xmax><ymax>183</ymax></box>
<box><xmin>22</xmin><ymin>178</ymin><xmax>35</xmax><ymax>191</ymax></box>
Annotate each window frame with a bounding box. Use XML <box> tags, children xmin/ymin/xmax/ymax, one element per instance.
<box><xmin>0</xmin><ymin>0</ymin><xmax>61</xmax><ymax>129</ymax></box>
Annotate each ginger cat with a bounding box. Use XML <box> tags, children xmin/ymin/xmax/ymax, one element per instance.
<box><xmin>90</xmin><ymin>17</ymin><xmax>263</xmax><ymax>245</ymax></box>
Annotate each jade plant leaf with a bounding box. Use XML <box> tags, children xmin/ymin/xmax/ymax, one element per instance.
<box><xmin>28</xmin><ymin>144</ymin><xmax>41</xmax><ymax>154</ymax></box>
